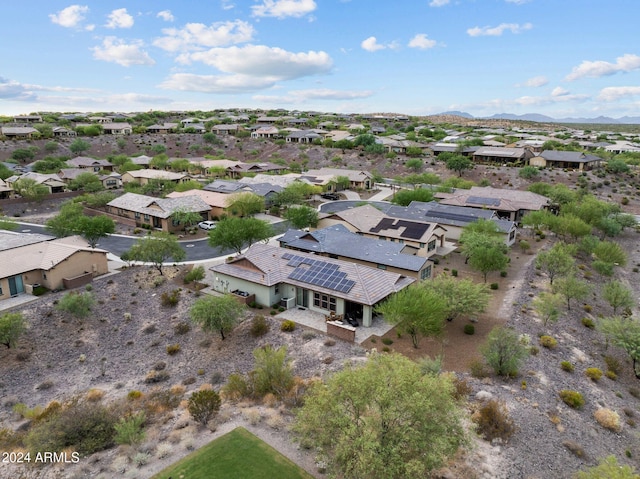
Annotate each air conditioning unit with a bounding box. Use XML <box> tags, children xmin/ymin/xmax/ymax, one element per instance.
<box><xmin>280</xmin><ymin>297</ymin><xmax>296</xmax><ymax>310</ymax></box>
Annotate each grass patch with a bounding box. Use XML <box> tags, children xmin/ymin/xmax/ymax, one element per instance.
<box><xmin>151</xmin><ymin>427</ymin><xmax>314</xmax><ymax>479</ymax></box>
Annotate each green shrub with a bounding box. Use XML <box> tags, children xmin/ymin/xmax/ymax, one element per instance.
<box><xmin>184</xmin><ymin>265</ymin><xmax>205</xmax><ymax>284</ymax></box>
<box><xmin>381</xmin><ymin>338</ymin><xmax>394</xmax><ymax>345</ymax></box>
<box><xmin>585</xmin><ymin>367</ymin><xmax>603</xmax><ymax>381</ymax></box>
<box><xmin>604</xmin><ymin>355</ymin><xmax>622</xmax><ymax>374</ymax></box>
<box><xmin>251</xmin><ymin>345</ymin><xmax>294</xmax><ymax>399</ymax></box>
<box><xmin>539</xmin><ymin>335</ymin><xmax>558</xmax><ymax>349</ymax></box>
<box><xmin>250</xmin><ymin>315</ymin><xmax>270</xmax><ymax>337</ymax></box>
<box><xmin>188</xmin><ymin>389</ymin><xmax>221</xmax><ymax>426</ymax></box>
<box><xmin>529</xmin><ymin>346</ymin><xmax>539</xmax><ymax>355</ymax></box>
<box><xmin>451</xmin><ymin>269</ymin><xmax>458</xmax><ymax>277</ymax></box>
<box><xmin>500</xmin><ymin>271</ymin><xmax>507</xmax><ymax>278</ymax></box>
<box><xmin>221</xmin><ymin>373</ymin><xmax>250</xmax><ymax>401</ymax></box>
<box><xmin>24</xmin><ymin>399</ymin><xmax>117</xmax><ymax>455</ymax></box>
<box><xmin>280</xmin><ymin>320</ymin><xmax>296</xmax><ymax>332</ymax></box>
<box><xmin>464</xmin><ymin>324</ymin><xmax>475</xmax><ymax>335</ymax></box>
<box><xmin>474</xmin><ymin>399</ymin><xmax>517</xmax><ymax>442</ymax></box>
<box><xmin>114</xmin><ymin>412</ymin><xmax>146</xmax><ymax>446</ymax></box>
<box><xmin>581</xmin><ymin>317</ymin><xmax>595</xmax><ymax>329</ymax></box>
<box><xmin>127</xmin><ymin>390</ymin><xmax>143</xmax><ymax>401</ymax></box>
<box><xmin>559</xmin><ymin>390</ymin><xmax>585</xmax><ymax>409</ymax></box>
<box><xmin>490</xmin><ymin>283</ymin><xmax>499</xmax><ymax>290</ymax></box>
<box><xmin>606</xmin><ymin>370</ymin><xmax>618</xmax><ymax>381</ymax></box>
<box><xmin>173</xmin><ymin>321</ymin><xmax>190</xmax><ymax>335</ymax></box>
<box><xmin>468</xmin><ymin>359</ymin><xmax>491</xmax><ymax>379</ymax></box>
<box><xmin>55</xmin><ymin>291</ymin><xmax>95</xmax><ymax>318</ymax></box>
<box><xmin>161</xmin><ymin>289</ymin><xmax>180</xmax><ymax>307</ymax></box>
<box><xmin>418</xmin><ymin>354</ymin><xmax>443</xmax><ymax>375</ymax></box>
<box><xmin>560</xmin><ymin>361</ymin><xmax>575</xmax><ymax>372</ymax></box>
<box><xmin>166</xmin><ymin>344</ymin><xmax>181</xmax><ymax>355</ymax></box>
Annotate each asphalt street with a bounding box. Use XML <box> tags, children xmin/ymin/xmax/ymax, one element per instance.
<box><xmin>17</xmin><ymin>220</ymin><xmax>292</xmax><ymax>263</ymax></box>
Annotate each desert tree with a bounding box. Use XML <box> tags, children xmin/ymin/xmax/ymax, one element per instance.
<box><xmin>283</xmin><ymin>205</ymin><xmax>319</xmax><ymax>229</ymax></box>
<box><xmin>552</xmin><ymin>274</ymin><xmax>592</xmax><ymax>311</ymax></box>
<box><xmin>207</xmin><ymin>217</ymin><xmax>273</xmax><ymax>255</ymax></box>
<box><xmin>188</xmin><ymin>389</ymin><xmax>221</xmax><ymax>426</ymax></box>
<box><xmin>190</xmin><ymin>294</ymin><xmax>245</xmax><ymax>340</ymax></box>
<box><xmin>532</xmin><ymin>292</ymin><xmax>563</xmax><ymax>326</ymax></box>
<box><xmin>481</xmin><ymin>326</ymin><xmax>529</xmax><ymax>377</ymax></box>
<box><xmin>375</xmin><ymin>284</ymin><xmax>448</xmax><ymax>348</ymax></box>
<box><xmin>124</xmin><ymin>231</ymin><xmax>186</xmax><ymax>275</ymax></box>
<box><xmin>170</xmin><ymin>207</ymin><xmax>203</xmax><ymax>232</ymax></box>
<box><xmin>0</xmin><ymin>312</ymin><xmax>26</xmax><ymax>348</ymax></box>
<box><xmin>535</xmin><ymin>242</ymin><xmax>576</xmax><ymax>285</ymax></box>
<box><xmin>424</xmin><ymin>275</ymin><xmax>491</xmax><ymax>322</ymax></box>
<box><xmin>293</xmin><ymin>352</ymin><xmax>468</xmax><ymax>479</ymax></box>
<box><xmin>602</xmin><ymin>280</ymin><xmax>635</xmax><ymax>315</ymax></box>
<box><xmin>598</xmin><ymin>317</ymin><xmax>640</xmax><ymax>379</ymax></box>
<box><xmin>13</xmin><ymin>178</ymin><xmax>49</xmax><ymax>203</ymax></box>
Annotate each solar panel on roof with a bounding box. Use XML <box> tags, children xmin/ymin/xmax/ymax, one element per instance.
<box><xmin>467</xmin><ymin>196</ymin><xmax>501</xmax><ymax>207</ymax></box>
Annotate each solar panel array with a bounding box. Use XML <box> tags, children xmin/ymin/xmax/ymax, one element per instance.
<box><xmin>282</xmin><ymin>253</ymin><xmax>355</xmax><ymax>293</ymax></box>
<box><xmin>467</xmin><ymin>196</ymin><xmax>501</xmax><ymax>207</ymax></box>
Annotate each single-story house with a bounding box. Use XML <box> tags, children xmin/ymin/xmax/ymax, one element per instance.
<box><xmin>146</xmin><ymin>123</ymin><xmax>178</xmax><ymax>134</ymax></box>
<box><xmin>226</xmin><ymin>162</ymin><xmax>286</xmax><ymax>178</ymax></box>
<box><xmin>121</xmin><ymin>169</ymin><xmax>191</xmax><ymax>186</ymax></box>
<box><xmin>286</xmin><ymin>130</ymin><xmax>323</xmax><ymax>143</ymax></box>
<box><xmin>6</xmin><ymin>172</ymin><xmax>67</xmax><ymax>194</ymax></box>
<box><xmin>430</xmin><ymin>143</ymin><xmax>478</xmax><ymax>157</ymax></box>
<box><xmin>130</xmin><ymin>155</ymin><xmax>153</xmax><ymax>167</ymax></box>
<box><xmin>383</xmin><ymin>201</ymin><xmax>517</xmax><ymax>246</ymax></box>
<box><xmin>106</xmin><ymin>192</ymin><xmax>210</xmax><ymax>232</ymax></box>
<box><xmin>436</xmin><ymin>186</ymin><xmax>550</xmax><ymax>222</ymax></box>
<box><xmin>204</xmin><ymin>179</ymin><xmax>252</xmax><ymax>194</ymax></box>
<box><xmin>212</xmin><ymin>124</ymin><xmax>241</xmax><ymax>135</ymax></box>
<box><xmin>101</xmin><ymin>123</ymin><xmax>132</xmax><ymax>135</ymax></box>
<box><xmin>530</xmin><ymin>150</ymin><xmax>602</xmax><ymax>171</ymax></box>
<box><xmin>52</xmin><ymin>126</ymin><xmax>76</xmax><ymax>137</ymax></box>
<box><xmin>66</xmin><ymin>157</ymin><xmax>114</xmax><ymax>172</ymax></box>
<box><xmin>251</xmin><ymin>126</ymin><xmax>280</xmax><ymax>139</ymax></box>
<box><xmin>12</xmin><ymin>115</ymin><xmax>42</xmax><ymax>123</ymax></box>
<box><xmin>0</xmin><ymin>232</ymin><xmax>109</xmax><ymax>300</ymax></box>
<box><xmin>302</xmin><ymin>168</ymin><xmax>374</xmax><ymax>190</ymax></box>
<box><xmin>210</xmin><ymin>243</ymin><xmax>415</xmax><ymax>327</ymax></box>
<box><xmin>166</xmin><ymin>189</ymin><xmax>230</xmax><ymax>219</ymax></box>
<box><xmin>317</xmin><ymin>204</ymin><xmax>450</xmax><ymax>258</ymax></box>
<box><xmin>376</xmin><ymin>137</ymin><xmax>430</xmax><ymax>154</ymax></box>
<box><xmin>472</xmin><ymin>147</ymin><xmax>534</xmax><ymax>165</ymax></box>
<box><xmin>279</xmin><ymin>224</ymin><xmax>433</xmax><ymax>280</ymax></box>
<box><xmin>1</xmin><ymin>127</ymin><xmax>39</xmax><ymax>139</ymax></box>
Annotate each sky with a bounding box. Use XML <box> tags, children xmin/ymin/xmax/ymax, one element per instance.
<box><xmin>1</xmin><ymin>0</ymin><xmax>639</xmax><ymax>119</ymax></box>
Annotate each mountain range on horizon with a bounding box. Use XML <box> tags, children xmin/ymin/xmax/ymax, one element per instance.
<box><xmin>438</xmin><ymin>111</ymin><xmax>640</xmax><ymax>125</ymax></box>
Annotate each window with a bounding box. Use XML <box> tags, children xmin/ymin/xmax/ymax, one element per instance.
<box><xmin>398</xmin><ymin>239</ymin><xmax>404</xmax><ymax>244</ymax></box>
<box><xmin>275</xmin><ymin>284</ymin><xmax>280</xmax><ymax>294</ymax></box>
<box><xmin>419</xmin><ymin>243</ymin><xmax>425</xmax><ymax>248</ymax></box>
<box><xmin>143</xmin><ymin>214</ymin><xmax>150</xmax><ymax>222</ymax></box>
<box><xmin>377</xmin><ymin>264</ymin><xmax>387</xmax><ymax>270</ymax></box>
<box><xmin>134</xmin><ymin>212</ymin><xmax>140</xmax><ymax>219</ymax></box>
<box><xmin>313</xmin><ymin>292</ymin><xmax>336</xmax><ymax>311</ymax></box>
<box><xmin>0</xmin><ymin>285</ymin><xmax>2</xmax><ymax>295</ymax></box>
<box><xmin>420</xmin><ymin>265</ymin><xmax>432</xmax><ymax>280</ymax></box>
<box><xmin>427</xmin><ymin>239</ymin><xmax>436</xmax><ymax>252</ymax></box>
<box><xmin>509</xmin><ymin>230</ymin><xmax>516</xmax><ymax>241</ymax></box>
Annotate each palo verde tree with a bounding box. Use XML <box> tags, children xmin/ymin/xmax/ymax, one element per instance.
<box><xmin>13</xmin><ymin>178</ymin><xmax>49</xmax><ymax>203</ymax></box>
<box><xmin>375</xmin><ymin>284</ymin><xmax>448</xmax><ymax>348</ymax></box>
<box><xmin>481</xmin><ymin>326</ymin><xmax>529</xmax><ymax>377</ymax></box>
<box><xmin>124</xmin><ymin>231</ymin><xmax>186</xmax><ymax>275</ymax></box>
<box><xmin>190</xmin><ymin>294</ymin><xmax>245</xmax><ymax>340</ymax></box>
<box><xmin>0</xmin><ymin>312</ymin><xmax>27</xmax><ymax>348</ymax></box>
<box><xmin>535</xmin><ymin>242</ymin><xmax>576</xmax><ymax>285</ymax></box>
<box><xmin>424</xmin><ymin>274</ymin><xmax>491</xmax><ymax>322</ymax></box>
<box><xmin>226</xmin><ymin>192</ymin><xmax>264</xmax><ymax>217</ymax></box>
<box><xmin>283</xmin><ymin>205</ymin><xmax>319</xmax><ymax>229</ymax></box>
<box><xmin>598</xmin><ymin>316</ymin><xmax>640</xmax><ymax>379</ymax></box>
<box><xmin>552</xmin><ymin>273</ymin><xmax>592</xmax><ymax>311</ymax></box>
<box><xmin>602</xmin><ymin>280</ymin><xmax>635</xmax><ymax>315</ymax></box>
<box><xmin>293</xmin><ymin>352</ymin><xmax>469</xmax><ymax>479</ymax></box>
<box><xmin>170</xmin><ymin>207</ymin><xmax>203</xmax><ymax>232</ymax></box>
<box><xmin>532</xmin><ymin>292</ymin><xmax>564</xmax><ymax>326</ymax></box>
<box><xmin>445</xmin><ymin>154</ymin><xmax>473</xmax><ymax>177</ymax></box>
<box><xmin>208</xmin><ymin>216</ymin><xmax>273</xmax><ymax>255</ymax></box>
<box><xmin>46</xmin><ymin>201</ymin><xmax>115</xmax><ymax>247</ymax></box>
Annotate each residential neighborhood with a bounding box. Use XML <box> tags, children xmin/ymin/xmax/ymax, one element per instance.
<box><xmin>1</xmin><ymin>108</ymin><xmax>640</xmax><ymax>479</ymax></box>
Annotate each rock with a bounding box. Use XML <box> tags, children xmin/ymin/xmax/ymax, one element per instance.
<box><xmin>476</xmin><ymin>390</ymin><xmax>494</xmax><ymax>401</ymax></box>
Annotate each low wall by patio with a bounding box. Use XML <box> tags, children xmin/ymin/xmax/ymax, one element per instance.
<box><xmin>327</xmin><ymin>321</ymin><xmax>356</xmax><ymax>342</ymax></box>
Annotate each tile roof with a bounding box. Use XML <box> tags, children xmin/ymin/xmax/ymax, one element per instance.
<box><xmin>107</xmin><ymin>192</ymin><xmax>210</xmax><ymax>218</ymax></box>
<box><xmin>166</xmin><ymin>189</ymin><xmax>229</xmax><ymax>208</ymax></box>
<box><xmin>0</xmin><ymin>234</ymin><xmax>107</xmax><ymax>278</ymax></box>
<box><xmin>211</xmin><ymin>243</ymin><xmax>414</xmax><ymax>306</ymax></box>
<box><xmin>279</xmin><ymin>225</ymin><xmax>428</xmax><ymax>272</ymax></box>
<box><xmin>123</xmin><ymin>169</ymin><xmax>187</xmax><ymax>180</ymax></box>
<box><xmin>437</xmin><ymin>186</ymin><xmax>549</xmax><ymax>212</ymax></box>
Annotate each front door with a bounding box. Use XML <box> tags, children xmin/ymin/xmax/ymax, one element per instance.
<box><xmin>8</xmin><ymin>275</ymin><xmax>24</xmax><ymax>296</ymax></box>
<box><xmin>296</xmin><ymin>288</ymin><xmax>309</xmax><ymax>308</ymax></box>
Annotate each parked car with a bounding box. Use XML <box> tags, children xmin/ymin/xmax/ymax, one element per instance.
<box><xmin>345</xmin><ymin>314</ymin><xmax>359</xmax><ymax>327</ymax></box>
<box><xmin>198</xmin><ymin>220</ymin><xmax>217</xmax><ymax>230</ymax></box>
<box><xmin>321</xmin><ymin>192</ymin><xmax>340</xmax><ymax>200</ymax></box>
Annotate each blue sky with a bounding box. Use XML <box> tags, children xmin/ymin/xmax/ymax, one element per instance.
<box><xmin>1</xmin><ymin>0</ymin><xmax>639</xmax><ymax>119</ymax></box>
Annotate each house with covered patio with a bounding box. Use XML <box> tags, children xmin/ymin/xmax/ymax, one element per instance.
<box><xmin>210</xmin><ymin>243</ymin><xmax>414</xmax><ymax>327</ymax></box>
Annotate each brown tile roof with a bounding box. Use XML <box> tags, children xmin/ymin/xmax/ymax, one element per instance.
<box><xmin>107</xmin><ymin>192</ymin><xmax>210</xmax><ymax>218</ymax></box>
<box><xmin>211</xmin><ymin>243</ymin><xmax>414</xmax><ymax>306</ymax></box>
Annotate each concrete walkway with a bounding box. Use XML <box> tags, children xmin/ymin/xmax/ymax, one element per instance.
<box><xmin>367</xmin><ymin>187</ymin><xmax>393</xmax><ymax>201</ymax></box>
<box><xmin>340</xmin><ymin>190</ymin><xmax>361</xmax><ymax>200</ymax></box>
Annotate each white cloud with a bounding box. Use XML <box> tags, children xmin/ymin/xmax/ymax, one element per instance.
<box><xmin>182</xmin><ymin>45</ymin><xmax>332</xmax><ymax>80</ymax></box>
<box><xmin>598</xmin><ymin>86</ymin><xmax>640</xmax><ymax>101</ymax></box>
<box><xmin>254</xmin><ymin>88</ymin><xmax>374</xmax><ymax>103</ymax></box>
<box><xmin>221</xmin><ymin>0</ymin><xmax>235</xmax><ymax>10</ymax></box>
<box><xmin>429</xmin><ymin>0</ymin><xmax>450</xmax><ymax>6</ymax></box>
<box><xmin>0</xmin><ymin>77</ymin><xmax>38</xmax><ymax>101</ymax></box>
<box><xmin>565</xmin><ymin>54</ymin><xmax>640</xmax><ymax>81</ymax></box>
<box><xmin>408</xmin><ymin>34</ymin><xmax>437</xmax><ymax>50</ymax></box>
<box><xmin>505</xmin><ymin>0</ymin><xmax>530</xmax><ymax>4</ymax></box>
<box><xmin>551</xmin><ymin>87</ymin><xmax>569</xmax><ymax>97</ymax></box>
<box><xmin>251</xmin><ymin>0</ymin><xmax>317</xmax><ymax>19</ymax></box>
<box><xmin>105</xmin><ymin>8</ymin><xmax>134</xmax><ymax>29</ymax></box>
<box><xmin>49</xmin><ymin>5</ymin><xmax>93</xmax><ymax>30</ymax></box>
<box><xmin>157</xmin><ymin>10</ymin><xmax>174</xmax><ymax>22</ymax></box>
<box><xmin>467</xmin><ymin>22</ymin><xmax>532</xmax><ymax>37</ymax></box>
<box><xmin>361</xmin><ymin>36</ymin><xmax>385</xmax><ymax>52</ymax></box>
<box><xmin>518</xmin><ymin>76</ymin><xmax>548</xmax><ymax>87</ymax></box>
<box><xmin>158</xmin><ymin>73</ymin><xmax>277</xmax><ymax>93</ymax></box>
<box><xmin>91</xmin><ymin>37</ymin><xmax>155</xmax><ymax>67</ymax></box>
<box><xmin>153</xmin><ymin>21</ymin><xmax>255</xmax><ymax>52</ymax></box>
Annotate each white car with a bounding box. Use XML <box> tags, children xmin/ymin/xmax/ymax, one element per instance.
<box><xmin>198</xmin><ymin>220</ymin><xmax>217</xmax><ymax>230</ymax></box>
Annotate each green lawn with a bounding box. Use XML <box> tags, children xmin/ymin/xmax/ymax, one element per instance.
<box><xmin>151</xmin><ymin>427</ymin><xmax>315</xmax><ymax>479</ymax></box>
